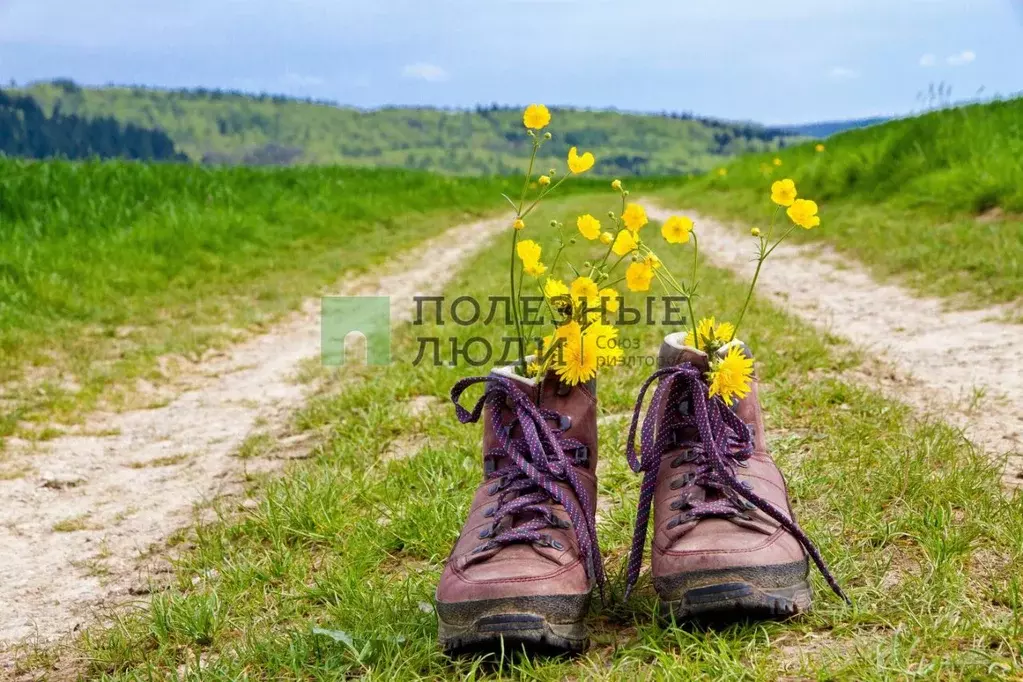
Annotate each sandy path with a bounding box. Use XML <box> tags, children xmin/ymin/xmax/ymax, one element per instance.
<box><xmin>647</xmin><ymin>203</ymin><xmax>1023</xmax><ymax>485</ymax></box>
<box><xmin>0</xmin><ymin>216</ymin><xmax>506</xmax><ymax>649</ymax></box>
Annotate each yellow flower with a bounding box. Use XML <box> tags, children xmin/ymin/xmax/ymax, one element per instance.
<box><xmin>538</xmin><ymin>175</ymin><xmax>551</xmax><ymax>187</ymax></box>
<box><xmin>599</xmin><ymin>231</ymin><xmax>613</xmax><ymax>245</ymax></box>
<box><xmin>524</xmin><ymin>260</ymin><xmax>547</xmax><ymax>277</ymax></box>
<box><xmin>644</xmin><ymin>254</ymin><xmax>662</xmax><ymax>270</ymax></box>
<box><xmin>551</xmin><ymin>321</ymin><xmax>623</xmax><ymax>385</ymax></box>
<box><xmin>622</xmin><ymin>203</ymin><xmax>648</xmax><ymax>233</ymax></box>
<box><xmin>570</xmin><ymin>276</ymin><xmax>599</xmax><ymax>305</ymax></box>
<box><xmin>611</xmin><ymin>179</ymin><xmax>623</xmax><ymax>191</ymax></box>
<box><xmin>625</xmin><ymin>261</ymin><xmax>654</xmax><ymax>292</ymax></box>
<box><xmin>691</xmin><ymin>317</ymin><xmax>735</xmax><ymax>350</ymax></box>
<box><xmin>568</xmin><ymin>147</ymin><xmax>595</xmax><ymax>174</ymax></box>
<box><xmin>773</xmin><ymin>158</ymin><xmax>783</xmax><ymax>167</ymax></box>
<box><xmin>523</xmin><ymin>104</ymin><xmax>551</xmax><ymax>130</ymax></box>
<box><xmin>598</xmin><ymin>287</ymin><xmax>620</xmax><ymax>313</ymax></box>
<box><xmin>611</xmin><ymin>229</ymin><xmax>638</xmax><ymax>256</ymax></box>
<box><xmin>815</xmin><ymin>143</ymin><xmax>826</xmax><ymax>153</ymax></box>
<box><xmin>576</xmin><ymin>214</ymin><xmax>601</xmax><ymax>240</ymax></box>
<box><xmin>751</xmin><ymin>227</ymin><xmax>761</xmax><ymax>237</ymax></box>
<box><xmin>786</xmin><ymin>199</ymin><xmax>821</xmax><ymax>229</ymax></box>
<box><xmin>770</xmin><ymin>178</ymin><xmax>797</xmax><ymax>207</ymax></box>
<box><xmin>513</xmin><ymin>218</ymin><xmax>525</xmax><ymax>230</ymax></box>
<box><xmin>544</xmin><ymin>277</ymin><xmax>570</xmax><ymax>300</ymax></box>
<box><xmin>586</xmin><ymin>321</ymin><xmax>623</xmax><ymax>366</ymax></box>
<box><xmin>708</xmin><ymin>345</ymin><xmax>755</xmax><ymax>406</ymax></box>
<box><xmin>516</xmin><ymin>239</ymin><xmax>542</xmax><ymax>264</ymax></box>
<box><xmin>717</xmin><ymin>168</ymin><xmax>728</xmax><ymax>177</ymax></box>
<box><xmin>661</xmin><ymin>215</ymin><xmax>694</xmax><ymax>244</ymax></box>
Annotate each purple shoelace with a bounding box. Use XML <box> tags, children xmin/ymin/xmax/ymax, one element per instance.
<box><xmin>623</xmin><ymin>363</ymin><xmax>848</xmax><ymax>603</ymax></box>
<box><xmin>451</xmin><ymin>375</ymin><xmax>605</xmax><ymax>589</ymax></box>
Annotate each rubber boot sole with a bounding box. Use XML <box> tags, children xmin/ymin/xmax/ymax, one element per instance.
<box><xmin>654</xmin><ymin>560</ymin><xmax>812</xmax><ymax>623</ymax></box>
<box><xmin>436</xmin><ymin>593</ymin><xmax>589</xmax><ymax>655</ymax></box>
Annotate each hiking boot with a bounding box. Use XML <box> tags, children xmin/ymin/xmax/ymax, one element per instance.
<box><xmin>436</xmin><ymin>366</ymin><xmax>603</xmax><ymax>654</ymax></box>
<box><xmin>623</xmin><ymin>333</ymin><xmax>847</xmax><ymax>621</ymax></box>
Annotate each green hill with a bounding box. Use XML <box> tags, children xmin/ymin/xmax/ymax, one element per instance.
<box><xmin>16</xmin><ymin>80</ymin><xmax>800</xmax><ymax>176</ymax></box>
<box><xmin>662</xmin><ymin>96</ymin><xmax>1023</xmax><ymax>303</ymax></box>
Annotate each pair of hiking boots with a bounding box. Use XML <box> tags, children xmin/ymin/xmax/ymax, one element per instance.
<box><xmin>436</xmin><ymin>333</ymin><xmax>847</xmax><ymax>654</ymax></box>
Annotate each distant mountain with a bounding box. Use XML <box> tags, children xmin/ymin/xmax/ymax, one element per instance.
<box><xmin>776</xmin><ymin>117</ymin><xmax>891</xmax><ymax>138</ymax></box>
<box><xmin>13</xmin><ymin>80</ymin><xmax>805</xmax><ymax>175</ymax></box>
<box><xmin>0</xmin><ymin>87</ymin><xmax>185</xmax><ymax>162</ymax></box>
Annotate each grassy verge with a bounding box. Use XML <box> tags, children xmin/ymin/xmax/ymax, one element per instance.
<box><xmin>49</xmin><ymin>196</ymin><xmax>1023</xmax><ymax>679</ymax></box>
<box><xmin>0</xmin><ymin>161</ymin><xmax>521</xmax><ymax>438</ymax></box>
<box><xmin>658</xmin><ymin>97</ymin><xmax>1023</xmax><ymax>306</ymax></box>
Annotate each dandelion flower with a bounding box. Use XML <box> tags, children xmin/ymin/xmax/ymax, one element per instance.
<box><xmin>538</xmin><ymin>175</ymin><xmax>551</xmax><ymax>187</ymax></box>
<box><xmin>523</xmin><ymin>104</ymin><xmax>551</xmax><ymax>130</ymax></box>
<box><xmin>568</xmin><ymin>147</ymin><xmax>595</xmax><ymax>174</ymax></box>
<box><xmin>773</xmin><ymin>158</ymin><xmax>783</xmax><ymax>167</ymax></box>
<box><xmin>611</xmin><ymin>179</ymin><xmax>623</xmax><ymax>191</ymax></box>
<box><xmin>692</xmin><ymin>317</ymin><xmax>735</xmax><ymax>350</ymax></box>
<box><xmin>786</xmin><ymin>199</ymin><xmax>821</xmax><ymax>229</ymax></box>
<box><xmin>625</xmin><ymin>261</ymin><xmax>654</xmax><ymax>292</ymax></box>
<box><xmin>622</xmin><ymin>203</ymin><xmax>648</xmax><ymax>233</ymax></box>
<box><xmin>599</xmin><ymin>231</ymin><xmax>613</xmax><ymax>245</ymax></box>
<box><xmin>513</xmin><ymin>218</ymin><xmax>525</xmax><ymax>230</ymax></box>
<box><xmin>544</xmin><ymin>277</ymin><xmax>570</xmax><ymax>300</ymax></box>
<box><xmin>708</xmin><ymin>345</ymin><xmax>754</xmax><ymax>406</ymax></box>
<box><xmin>516</xmin><ymin>239</ymin><xmax>542</xmax><ymax>264</ymax></box>
<box><xmin>661</xmin><ymin>215</ymin><xmax>694</xmax><ymax>244</ymax></box>
<box><xmin>770</xmin><ymin>179</ymin><xmax>797</xmax><ymax>207</ymax></box>
<box><xmin>815</xmin><ymin>143</ymin><xmax>825</xmax><ymax>153</ymax></box>
<box><xmin>576</xmin><ymin>214</ymin><xmax>601</xmax><ymax>240</ymax></box>
<box><xmin>611</xmin><ymin>229</ymin><xmax>638</xmax><ymax>256</ymax></box>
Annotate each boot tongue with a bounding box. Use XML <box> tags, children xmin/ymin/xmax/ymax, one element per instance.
<box><xmin>658</xmin><ymin>332</ymin><xmax>710</xmax><ymax>372</ymax></box>
<box><xmin>489</xmin><ymin>363</ymin><xmax>540</xmax><ymax>402</ymax></box>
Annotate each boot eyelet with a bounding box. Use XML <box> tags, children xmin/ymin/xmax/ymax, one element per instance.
<box><xmin>676</xmin><ymin>398</ymin><xmax>692</xmax><ymax>416</ymax></box>
<box><xmin>669</xmin><ymin>478</ymin><xmax>685</xmax><ymax>490</ymax></box>
<box><xmin>487</xmin><ymin>484</ymin><xmax>500</xmax><ymax>495</ymax></box>
<box><xmin>479</xmin><ymin>528</ymin><xmax>492</xmax><ymax>539</ymax></box>
<box><xmin>666</xmin><ymin>516</ymin><xmax>681</xmax><ymax>530</ymax></box>
<box><xmin>483</xmin><ymin>507</ymin><xmax>495</xmax><ymax>518</ymax></box>
<box><xmin>669</xmin><ymin>500</ymin><xmax>682</xmax><ymax>511</ymax></box>
<box><xmin>557</xmin><ymin>415</ymin><xmax>572</xmax><ymax>431</ymax></box>
<box><xmin>550</xmin><ymin>539</ymin><xmax>564</xmax><ymax>551</ymax></box>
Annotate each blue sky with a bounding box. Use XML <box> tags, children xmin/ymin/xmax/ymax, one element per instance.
<box><xmin>0</xmin><ymin>0</ymin><xmax>1020</xmax><ymax>124</ymax></box>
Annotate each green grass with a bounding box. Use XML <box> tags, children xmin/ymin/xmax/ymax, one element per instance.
<box><xmin>659</xmin><ymin>97</ymin><xmax>1023</xmax><ymax>305</ymax></box>
<box><xmin>16</xmin><ymin>81</ymin><xmax>801</xmax><ymax>175</ymax></box>
<box><xmin>61</xmin><ymin>199</ymin><xmax>1023</xmax><ymax>680</ymax></box>
<box><xmin>0</xmin><ymin>160</ymin><xmax>518</xmax><ymax>436</ymax></box>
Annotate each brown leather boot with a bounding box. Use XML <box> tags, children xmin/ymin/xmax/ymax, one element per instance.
<box><xmin>436</xmin><ymin>366</ymin><xmax>603</xmax><ymax>654</ymax></box>
<box><xmin>623</xmin><ymin>333</ymin><xmax>847</xmax><ymax>621</ymax></box>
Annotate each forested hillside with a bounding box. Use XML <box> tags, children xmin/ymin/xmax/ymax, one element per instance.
<box><xmin>0</xmin><ymin>88</ymin><xmax>184</xmax><ymax>162</ymax></box>
<box><xmin>16</xmin><ymin>80</ymin><xmax>801</xmax><ymax>175</ymax></box>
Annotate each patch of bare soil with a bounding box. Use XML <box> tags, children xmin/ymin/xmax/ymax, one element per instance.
<box><xmin>647</xmin><ymin>204</ymin><xmax>1023</xmax><ymax>486</ymax></box>
<box><xmin>0</xmin><ymin>216</ymin><xmax>506</xmax><ymax>656</ymax></box>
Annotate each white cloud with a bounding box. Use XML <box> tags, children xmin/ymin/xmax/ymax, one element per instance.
<box><xmin>401</xmin><ymin>62</ymin><xmax>449</xmax><ymax>83</ymax></box>
<box><xmin>946</xmin><ymin>50</ymin><xmax>976</xmax><ymax>66</ymax></box>
<box><xmin>919</xmin><ymin>53</ymin><xmax>936</xmax><ymax>67</ymax></box>
<box><xmin>828</xmin><ymin>67</ymin><xmax>859</xmax><ymax>80</ymax></box>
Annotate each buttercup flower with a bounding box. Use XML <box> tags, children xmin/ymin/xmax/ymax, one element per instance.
<box><xmin>611</xmin><ymin>229</ymin><xmax>638</xmax><ymax>256</ymax></box>
<box><xmin>516</xmin><ymin>239</ymin><xmax>542</xmax><ymax>264</ymax></box>
<box><xmin>568</xmin><ymin>147</ymin><xmax>595</xmax><ymax>174</ymax></box>
<box><xmin>625</xmin><ymin>261</ymin><xmax>654</xmax><ymax>292</ymax></box>
<box><xmin>708</xmin><ymin>344</ymin><xmax>754</xmax><ymax>406</ymax></box>
<box><xmin>661</xmin><ymin>215</ymin><xmax>694</xmax><ymax>244</ymax></box>
<box><xmin>598</xmin><ymin>287</ymin><xmax>620</xmax><ymax>313</ymax></box>
<box><xmin>611</xmin><ymin>179</ymin><xmax>623</xmax><ymax>191</ymax></box>
<box><xmin>771</xmin><ymin>179</ymin><xmax>797</xmax><ymax>207</ymax></box>
<box><xmin>524</xmin><ymin>260</ymin><xmax>547</xmax><ymax>277</ymax></box>
<box><xmin>576</xmin><ymin>214</ymin><xmax>601</xmax><ymax>240</ymax></box>
<box><xmin>644</xmin><ymin>254</ymin><xmax>662</xmax><ymax>270</ymax></box>
<box><xmin>815</xmin><ymin>143</ymin><xmax>826</xmax><ymax>152</ymax></box>
<box><xmin>544</xmin><ymin>277</ymin><xmax>570</xmax><ymax>299</ymax></box>
<box><xmin>570</xmin><ymin>276</ymin><xmax>599</xmax><ymax>306</ymax></box>
<box><xmin>622</xmin><ymin>203</ymin><xmax>648</xmax><ymax>233</ymax></box>
<box><xmin>751</xmin><ymin>227</ymin><xmax>761</xmax><ymax>237</ymax></box>
<box><xmin>773</xmin><ymin>158</ymin><xmax>783</xmax><ymax>167</ymax></box>
<box><xmin>513</xmin><ymin>218</ymin><xmax>525</xmax><ymax>230</ymax></box>
<box><xmin>717</xmin><ymin>168</ymin><xmax>728</xmax><ymax>177</ymax></box>
<box><xmin>787</xmin><ymin>199</ymin><xmax>821</xmax><ymax>229</ymax></box>
<box><xmin>538</xmin><ymin>175</ymin><xmax>551</xmax><ymax>187</ymax></box>
<box><xmin>523</xmin><ymin>104</ymin><xmax>551</xmax><ymax>130</ymax></box>
<box><xmin>599</xmin><ymin>231</ymin><xmax>614</xmax><ymax>245</ymax></box>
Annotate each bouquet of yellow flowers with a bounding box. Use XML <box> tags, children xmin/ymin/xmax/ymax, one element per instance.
<box><xmin>506</xmin><ymin>104</ymin><xmax>821</xmax><ymax>401</ymax></box>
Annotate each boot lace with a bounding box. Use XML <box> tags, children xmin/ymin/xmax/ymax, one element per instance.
<box><xmin>451</xmin><ymin>375</ymin><xmax>605</xmax><ymax>589</ymax></box>
<box><xmin>623</xmin><ymin>363</ymin><xmax>847</xmax><ymax>603</ymax></box>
